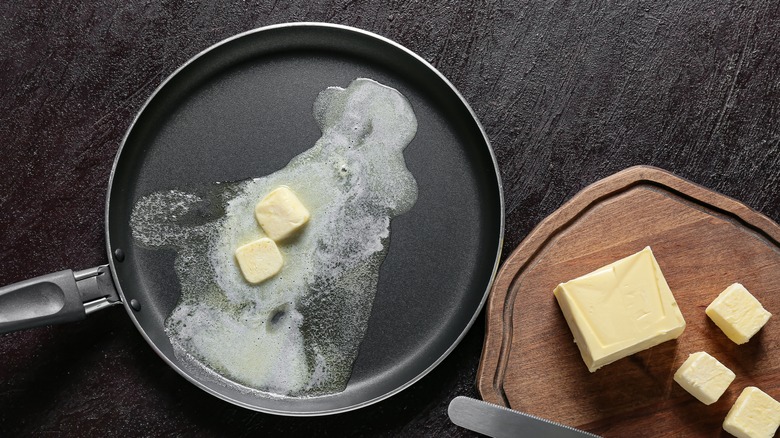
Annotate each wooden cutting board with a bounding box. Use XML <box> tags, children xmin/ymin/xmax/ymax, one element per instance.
<box><xmin>477</xmin><ymin>166</ymin><xmax>780</xmax><ymax>437</ymax></box>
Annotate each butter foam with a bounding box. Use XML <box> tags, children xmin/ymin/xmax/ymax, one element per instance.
<box><xmin>131</xmin><ymin>78</ymin><xmax>418</xmax><ymax>397</ymax></box>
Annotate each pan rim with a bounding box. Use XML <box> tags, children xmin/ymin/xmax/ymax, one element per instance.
<box><xmin>104</xmin><ymin>22</ymin><xmax>505</xmax><ymax>416</ymax></box>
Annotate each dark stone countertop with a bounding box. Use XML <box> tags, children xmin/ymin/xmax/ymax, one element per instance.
<box><xmin>1</xmin><ymin>1</ymin><xmax>779</xmax><ymax>436</ymax></box>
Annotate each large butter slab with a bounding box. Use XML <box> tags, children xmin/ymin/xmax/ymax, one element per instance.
<box><xmin>673</xmin><ymin>351</ymin><xmax>735</xmax><ymax>405</ymax></box>
<box><xmin>554</xmin><ymin>247</ymin><xmax>686</xmax><ymax>372</ymax></box>
<box><xmin>706</xmin><ymin>283</ymin><xmax>772</xmax><ymax>345</ymax></box>
<box><xmin>723</xmin><ymin>386</ymin><xmax>780</xmax><ymax>438</ymax></box>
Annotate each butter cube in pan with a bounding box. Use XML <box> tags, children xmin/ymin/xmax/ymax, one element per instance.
<box><xmin>706</xmin><ymin>283</ymin><xmax>772</xmax><ymax>345</ymax></box>
<box><xmin>673</xmin><ymin>351</ymin><xmax>735</xmax><ymax>405</ymax></box>
<box><xmin>235</xmin><ymin>238</ymin><xmax>284</xmax><ymax>284</ymax></box>
<box><xmin>255</xmin><ymin>186</ymin><xmax>310</xmax><ymax>241</ymax></box>
<box><xmin>723</xmin><ymin>387</ymin><xmax>780</xmax><ymax>438</ymax></box>
<box><xmin>553</xmin><ymin>247</ymin><xmax>686</xmax><ymax>372</ymax></box>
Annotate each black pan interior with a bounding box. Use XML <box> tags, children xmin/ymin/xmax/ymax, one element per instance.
<box><xmin>107</xmin><ymin>24</ymin><xmax>502</xmax><ymax>415</ymax></box>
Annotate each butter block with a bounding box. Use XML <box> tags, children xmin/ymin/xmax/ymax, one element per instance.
<box><xmin>706</xmin><ymin>283</ymin><xmax>772</xmax><ymax>345</ymax></box>
<box><xmin>554</xmin><ymin>247</ymin><xmax>686</xmax><ymax>372</ymax></box>
<box><xmin>723</xmin><ymin>387</ymin><xmax>780</xmax><ymax>438</ymax></box>
<box><xmin>255</xmin><ymin>186</ymin><xmax>310</xmax><ymax>241</ymax></box>
<box><xmin>673</xmin><ymin>351</ymin><xmax>735</xmax><ymax>405</ymax></box>
<box><xmin>234</xmin><ymin>238</ymin><xmax>283</xmax><ymax>284</ymax></box>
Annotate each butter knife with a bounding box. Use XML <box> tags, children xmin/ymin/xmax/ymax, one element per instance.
<box><xmin>448</xmin><ymin>396</ymin><xmax>601</xmax><ymax>437</ymax></box>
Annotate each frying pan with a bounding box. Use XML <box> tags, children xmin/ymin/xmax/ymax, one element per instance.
<box><xmin>0</xmin><ymin>23</ymin><xmax>503</xmax><ymax>415</ymax></box>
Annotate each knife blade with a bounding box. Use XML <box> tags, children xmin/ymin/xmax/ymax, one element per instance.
<box><xmin>448</xmin><ymin>396</ymin><xmax>601</xmax><ymax>438</ymax></box>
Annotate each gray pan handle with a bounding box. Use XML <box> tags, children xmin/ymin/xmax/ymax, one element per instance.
<box><xmin>0</xmin><ymin>265</ymin><xmax>121</xmax><ymax>334</ymax></box>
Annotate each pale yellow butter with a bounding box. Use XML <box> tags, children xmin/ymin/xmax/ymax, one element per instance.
<box><xmin>723</xmin><ymin>386</ymin><xmax>780</xmax><ymax>438</ymax></box>
<box><xmin>234</xmin><ymin>238</ymin><xmax>284</xmax><ymax>284</ymax></box>
<box><xmin>255</xmin><ymin>186</ymin><xmax>310</xmax><ymax>241</ymax></box>
<box><xmin>553</xmin><ymin>247</ymin><xmax>686</xmax><ymax>372</ymax></box>
<box><xmin>673</xmin><ymin>351</ymin><xmax>735</xmax><ymax>405</ymax></box>
<box><xmin>706</xmin><ymin>283</ymin><xmax>772</xmax><ymax>345</ymax></box>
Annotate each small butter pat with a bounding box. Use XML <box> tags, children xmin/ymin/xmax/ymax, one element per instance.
<box><xmin>554</xmin><ymin>247</ymin><xmax>686</xmax><ymax>372</ymax></box>
<box><xmin>706</xmin><ymin>283</ymin><xmax>772</xmax><ymax>345</ymax></box>
<box><xmin>255</xmin><ymin>186</ymin><xmax>310</xmax><ymax>241</ymax></box>
<box><xmin>673</xmin><ymin>351</ymin><xmax>735</xmax><ymax>405</ymax></box>
<box><xmin>235</xmin><ymin>238</ymin><xmax>283</xmax><ymax>284</ymax></box>
<box><xmin>723</xmin><ymin>387</ymin><xmax>780</xmax><ymax>438</ymax></box>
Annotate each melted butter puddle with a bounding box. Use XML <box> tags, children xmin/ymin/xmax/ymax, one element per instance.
<box><xmin>130</xmin><ymin>78</ymin><xmax>418</xmax><ymax>397</ymax></box>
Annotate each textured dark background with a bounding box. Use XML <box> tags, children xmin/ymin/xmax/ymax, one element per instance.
<box><xmin>1</xmin><ymin>1</ymin><xmax>779</xmax><ymax>436</ymax></box>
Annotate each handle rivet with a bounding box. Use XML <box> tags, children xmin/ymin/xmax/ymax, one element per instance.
<box><xmin>113</xmin><ymin>248</ymin><xmax>125</xmax><ymax>262</ymax></box>
<box><xmin>130</xmin><ymin>299</ymin><xmax>141</xmax><ymax>311</ymax></box>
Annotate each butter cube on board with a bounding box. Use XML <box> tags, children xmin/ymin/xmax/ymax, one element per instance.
<box><xmin>255</xmin><ymin>186</ymin><xmax>310</xmax><ymax>241</ymax></box>
<box><xmin>553</xmin><ymin>247</ymin><xmax>686</xmax><ymax>372</ymax></box>
<box><xmin>706</xmin><ymin>283</ymin><xmax>772</xmax><ymax>345</ymax></box>
<box><xmin>723</xmin><ymin>386</ymin><xmax>780</xmax><ymax>438</ymax></box>
<box><xmin>673</xmin><ymin>351</ymin><xmax>735</xmax><ymax>405</ymax></box>
<box><xmin>234</xmin><ymin>238</ymin><xmax>284</xmax><ymax>284</ymax></box>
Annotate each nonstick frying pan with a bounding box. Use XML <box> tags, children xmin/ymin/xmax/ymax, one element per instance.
<box><xmin>0</xmin><ymin>23</ymin><xmax>503</xmax><ymax>415</ymax></box>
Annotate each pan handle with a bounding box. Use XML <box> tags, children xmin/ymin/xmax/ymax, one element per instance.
<box><xmin>0</xmin><ymin>265</ymin><xmax>121</xmax><ymax>334</ymax></box>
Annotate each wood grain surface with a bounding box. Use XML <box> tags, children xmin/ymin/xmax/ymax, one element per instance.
<box><xmin>478</xmin><ymin>166</ymin><xmax>780</xmax><ymax>436</ymax></box>
<box><xmin>1</xmin><ymin>1</ymin><xmax>780</xmax><ymax>436</ymax></box>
